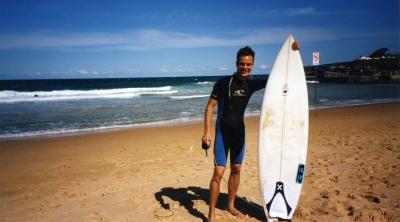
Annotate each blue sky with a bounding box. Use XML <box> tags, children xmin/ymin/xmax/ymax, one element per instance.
<box><xmin>0</xmin><ymin>0</ymin><xmax>398</xmax><ymax>79</ymax></box>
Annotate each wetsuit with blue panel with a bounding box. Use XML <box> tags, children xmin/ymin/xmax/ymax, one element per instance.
<box><xmin>210</xmin><ymin>73</ymin><xmax>267</xmax><ymax>167</ymax></box>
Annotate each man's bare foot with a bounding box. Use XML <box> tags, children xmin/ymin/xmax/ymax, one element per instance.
<box><xmin>227</xmin><ymin>207</ymin><xmax>245</xmax><ymax>218</ymax></box>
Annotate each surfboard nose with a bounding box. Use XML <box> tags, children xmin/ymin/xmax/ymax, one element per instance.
<box><xmin>286</xmin><ymin>34</ymin><xmax>300</xmax><ymax>50</ymax></box>
<box><xmin>287</xmin><ymin>34</ymin><xmax>295</xmax><ymax>42</ymax></box>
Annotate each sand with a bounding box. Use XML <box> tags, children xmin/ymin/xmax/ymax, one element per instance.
<box><xmin>0</xmin><ymin>102</ymin><xmax>399</xmax><ymax>222</ymax></box>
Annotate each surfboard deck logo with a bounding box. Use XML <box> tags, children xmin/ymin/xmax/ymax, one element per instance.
<box><xmin>266</xmin><ymin>181</ymin><xmax>292</xmax><ymax>216</ymax></box>
<box><xmin>258</xmin><ymin>34</ymin><xmax>309</xmax><ymax>221</ymax></box>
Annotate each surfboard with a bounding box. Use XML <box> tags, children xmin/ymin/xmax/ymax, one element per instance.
<box><xmin>258</xmin><ymin>34</ymin><xmax>309</xmax><ymax>221</ymax></box>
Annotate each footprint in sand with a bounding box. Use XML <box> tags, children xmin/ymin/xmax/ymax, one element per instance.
<box><xmin>328</xmin><ymin>175</ymin><xmax>339</xmax><ymax>183</ymax></box>
<box><xmin>347</xmin><ymin>205</ymin><xmax>355</xmax><ymax>216</ymax></box>
<box><xmin>154</xmin><ymin>207</ymin><xmax>174</xmax><ymax>219</ymax></box>
<box><xmin>119</xmin><ymin>147</ymin><xmax>127</xmax><ymax>153</ymax></box>
<box><xmin>347</xmin><ymin>193</ymin><xmax>357</xmax><ymax>199</ymax></box>
<box><xmin>113</xmin><ymin>160</ymin><xmax>132</xmax><ymax>167</ymax></box>
<box><xmin>192</xmin><ymin>199</ymin><xmax>207</xmax><ymax>211</ymax></box>
<box><xmin>84</xmin><ymin>212</ymin><xmax>104</xmax><ymax>222</ymax></box>
<box><xmin>363</xmin><ymin>192</ymin><xmax>380</xmax><ymax>203</ymax></box>
<box><xmin>320</xmin><ymin>191</ymin><xmax>329</xmax><ymax>199</ymax></box>
<box><xmin>293</xmin><ymin>206</ymin><xmax>312</xmax><ymax>219</ymax></box>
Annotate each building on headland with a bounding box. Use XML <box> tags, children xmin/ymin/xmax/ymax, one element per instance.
<box><xmin>358</xmin><ymin>48</ymin><xmax>400</xmax><ymax>60</ymax></box>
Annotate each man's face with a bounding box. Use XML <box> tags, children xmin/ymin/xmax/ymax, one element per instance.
<box><xmin>236</xmin><ymin>55</ymin><xmax>254</xmax><ymax>79</ymax></box>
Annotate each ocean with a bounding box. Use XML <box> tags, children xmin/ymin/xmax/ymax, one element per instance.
<box><xmin>0</xmin><ymin>75</ymin><xmax>399</xmax><ymax>140</ymax></box>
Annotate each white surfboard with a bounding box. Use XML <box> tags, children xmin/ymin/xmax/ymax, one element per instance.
<box><xmin>258</xmin><ymin>34</ymin><xmax>309</xmax><ymax>221</ymax></box>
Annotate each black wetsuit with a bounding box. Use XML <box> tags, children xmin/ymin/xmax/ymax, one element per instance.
<box><xmin>210</xmin><ymin>73</ymin><xmax>266</xmax><ymax>166</ymax></box>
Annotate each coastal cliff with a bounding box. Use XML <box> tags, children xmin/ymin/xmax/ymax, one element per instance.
<box><xmin>305</xmin><ymin>48</ymin><xmax>400</xmax><ymax>83</ymax></box>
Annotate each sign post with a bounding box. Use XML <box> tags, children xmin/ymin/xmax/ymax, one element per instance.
<box><xmin>312</xmin><ymin>52</ymin><xmax>320</xmax><ymax>106</ymax></box>
<box><xmin>312</xmin><ymin>52</ymin><xmax>320</xmax><ymax>66</ymax></box>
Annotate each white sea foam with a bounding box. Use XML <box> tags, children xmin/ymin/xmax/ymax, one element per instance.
<box><xmin>196</xmin><ymin>81</ymin><xmax>214</xmax><ymax>85</ymax></box>
<box><xmin>0</xmin><ymin>116</ymin><xmax>204</xmax><ymax>140</ymax></box>
<box><xmin>1</xmin><ymin>99</ymin><xmax>398</xmax><ymax>140</ymax></box>
<box><xmin>0</xmin><ymin>86</ymin><xmax>177</xmax><ymax>103</ymax></box>
<box><xmin>170</xmin><ymin>95</ymin><xmax>209</xmax><ymax>100</ymax></box>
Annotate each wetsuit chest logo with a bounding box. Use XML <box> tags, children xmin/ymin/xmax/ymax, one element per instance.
<box><xmin>233</xmin><ymin>90</ymin><xmax>246</xmax><ymax>97</ymax></box>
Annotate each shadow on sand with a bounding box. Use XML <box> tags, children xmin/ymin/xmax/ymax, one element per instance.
<box><xmin>154</xmin><ymin>186</ymin><xmax>265</xmax><ymax>221</ymax></box>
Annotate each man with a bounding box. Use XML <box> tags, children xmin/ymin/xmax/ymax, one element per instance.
<box><xmin>202</xmin><ymin>46</ymin><xmax>267</xmax><ymax>222</ymax></box>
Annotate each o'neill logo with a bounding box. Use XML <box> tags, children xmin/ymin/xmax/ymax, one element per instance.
<box><xmin>233</xmin><ymin>90</ymin><xmax>246</xmax><ymax>96</ymax></box>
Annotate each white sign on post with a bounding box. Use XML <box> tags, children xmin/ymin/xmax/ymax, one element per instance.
<box><xmin>312</xmin><ymin>52</ymin><xmax>320</xmax><ymax>65</ymax></box>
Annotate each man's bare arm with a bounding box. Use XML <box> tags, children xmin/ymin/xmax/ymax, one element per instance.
<box><xmin>202</xmin><ymin>97</ymin><xmax>217</xmax><ymax>145</ymax></box>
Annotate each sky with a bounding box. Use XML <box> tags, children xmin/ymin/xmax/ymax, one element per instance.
<box><xmin>0</xmin><ymin>0</ymin><xmax>398</xmax><ymax>79</ymax></box>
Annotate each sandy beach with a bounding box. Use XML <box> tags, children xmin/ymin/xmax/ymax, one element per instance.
<box><xmin>0</xmin><ymin>102</ymin><xmax>399</xmax><ymax>222</ymax></box>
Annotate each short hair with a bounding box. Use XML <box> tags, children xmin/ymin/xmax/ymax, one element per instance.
<box><xmin>236</xmin><ymin>46</ymin><xmax>255</xmax><ymax>62</ymax></box>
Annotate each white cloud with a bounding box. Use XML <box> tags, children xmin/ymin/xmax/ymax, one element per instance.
<box><xmin>77</xmin><ymin>70</ymin><xmax>89</xmax><ymax>74</ymax></box>
<box><xmin>218</xmin><ymin>67</ymin><xmax>229</xmax><ymax>71</ymax></box>
<box><xmin>259</xmin><ymin>64</ymin><xmax>269</xmax><ymax>69</ymax></box>
<box><xmin>160</xmin><ymin>68</ymin><xmax>169</xmax><ymax>73</ymax></box>
<box><xmin>199</xmin><ymin>67</ymin><xmax>212</xmax><ymax>72</ymax></box>
<box><xmin>0</xmin><ymin>27</ymin><xmax>396</xmax><ymax>51</ymax></box>
<box><xmin>78</xmin><ymin>70</ymin><xmax>104</xmax><ymax>75</ymax></box>
<box><xmin>284</xmin><ymin>7</ymin><xmax>315</xmax><ymax>16</ymax></box>
<box><xmin>255</xmin><ymin>7</ymin><xmax>366</xmax><ymax>17</ymax></box>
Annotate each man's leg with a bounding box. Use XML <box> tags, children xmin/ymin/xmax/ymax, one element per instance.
<box><xmin>226</xmin><ymin>126</ymin><xmax>245</xmax><ymax>217</ymax></box>
<box><xmin>227</xmin><ymin>163</ymin><xmax>244</xmax><ymax>216</ymax></box>
<box><xmin>208</xmin><ymin>166</ymin><xmax>225</xmax><ymax>222</ymax></box>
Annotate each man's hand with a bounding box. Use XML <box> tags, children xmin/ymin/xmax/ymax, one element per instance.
<box><xmin>202</xmin><ymin>133</ymin><xmax>211</xmax><ymax>148</ymax></box>
<box><xmin>202</xmin><ymin>133</ymin><xmax>211</xmax><ymax>157</ymax></box>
